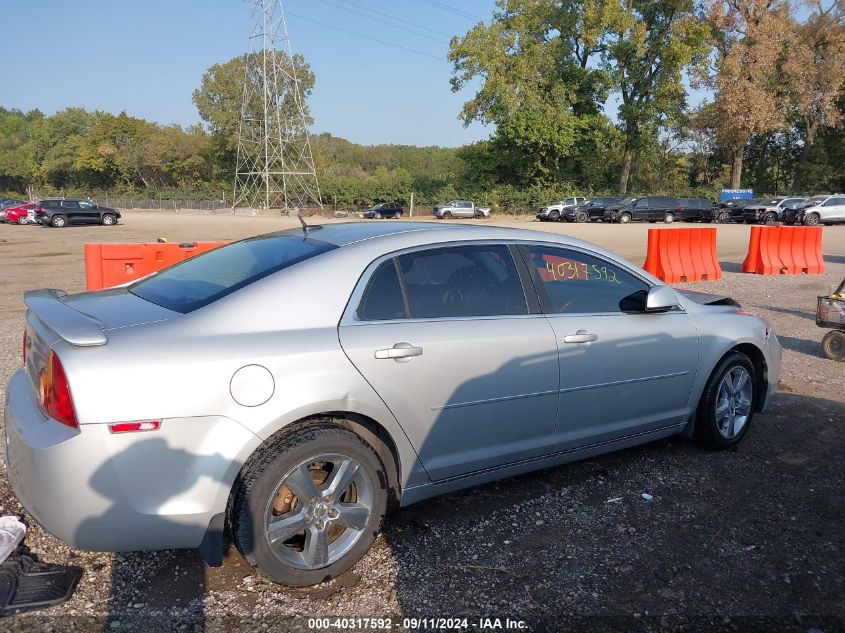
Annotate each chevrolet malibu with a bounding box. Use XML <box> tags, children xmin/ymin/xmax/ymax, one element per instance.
<box><xmin>5</xmin><ymin>222</ymin><xmax>781</xmax><ymax>587</ymax></box>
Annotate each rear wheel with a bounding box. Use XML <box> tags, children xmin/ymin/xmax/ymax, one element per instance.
<box><xmin>695</xmin><ymin>352</ymin><xmax>756</xmax><ymax>449</ymax></box>
<box><xmin>664</xmin><ymin>212</ymin><xmax>675</xmax><ymax>223</ymax></box>
<box><xmin>231</xmin><ymin>422</ymin><xmax>388</xmax><ymax>587</ymax></box>
<box><xmin>822</xmin><ymin>330</ymin><xmax>845</xmax><ymax>362</ymax></box>
<box><xmin>575</xmin><ymin>211</ymin><xmax>588</xmax><ymax>223</ymax></box>
<box><xmin>618</xmin><ymin>212</ymin><xmax>632</xmax><ymax>224</ymax></box>
<box><xmin>17</xmin><ymin>216</ymin><xmax>27</xmax><ymax>225</ymax></box>
<box><xmin>50</xmin><ymin>215</ymin><xmax>67</xmax><ymax>228</ymax></box>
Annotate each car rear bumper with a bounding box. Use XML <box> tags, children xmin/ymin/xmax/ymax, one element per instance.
<box><xmin>4</xmin><ymin>368</ymin><xmax>260</xmax><ymax>552</ymax></box>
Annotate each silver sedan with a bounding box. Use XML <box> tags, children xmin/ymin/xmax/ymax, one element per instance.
<box><xmin>4</xmin><ymin>222</ymin><xmax>781</xmax><ymax>586</ymax></box>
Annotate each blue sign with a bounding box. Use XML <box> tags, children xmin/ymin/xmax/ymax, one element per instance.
<box><xmin>720</xmin><ymin>189</ymin><xmax>753</xmax><ymax>203</ymax></box>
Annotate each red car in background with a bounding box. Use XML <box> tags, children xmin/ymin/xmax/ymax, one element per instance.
<box><xmin>4</xmin><ymin>202</ymin><xmax>38</xmax><ymax>225</ymax></box>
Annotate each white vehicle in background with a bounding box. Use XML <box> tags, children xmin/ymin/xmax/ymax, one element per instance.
<box><xmin>432</xmin><ymin>201</ymin><xmax>491</xmax><ymax>219</ymax></box>
<box><xmin>536</xmin><ymin>197</ymin><xmax>587</xmax><ymax>222</ymax></box>
<box><xmin>798</xmin><ymin>194</ymin><xmax>845</xmax><ymax>226</ymax></box>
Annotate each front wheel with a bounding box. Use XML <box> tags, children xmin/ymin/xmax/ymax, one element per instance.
<box><xmin>231</xmin><ymin>422</ymin><xmax>388</xmax><ymax>587</ymax></box>
<box><xmin>664</xmin><ymin>212</ymin><xmax>675</xmax><ymax>223</ymax></box>
<box><xmin>374</xmin><ymin>212</ymin><xmax>381</xmax><ymax>219</ymax></box>
<box><xmin>101</xmin><ymin>213</ymin><xmax>116</xmax><ymax>226</ymax></box>
<box><xmin>618</xmin><ymin>213</ymin><xmax>631</xmax><ymax>224</ymax></box>
<box><xmin>804</xmin><ymin>213</ymin><xmax>820</xmax><ymax>226</ymax></box>
<box><xmin>443</xmin><ymin>211</ymin><xmax>452</xmax><ymax>219</ymax></box>
<box><xmin>694</xmin><ymin>352</ymin><xmax>756</xmax><ymax>449</ymax></box>
<box><xmin>822</xmin><ymin>330</ymin><xmax>845</xmax><ymax>362</ymax></box>
<box><xmin>575</xmin><ymin>211</ymin><xmax>588</xmax><ymax>223</ymax></box>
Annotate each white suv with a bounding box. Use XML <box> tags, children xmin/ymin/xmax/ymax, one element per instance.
<box><xmin>537</xmin><ymin>197</ymin><xmax>586</xmax><ymax>222</ymax></box>
<box><xmin>800</xmin><ymin>194</ymin><xmax>845</xmax><ymax>226</ymax></box>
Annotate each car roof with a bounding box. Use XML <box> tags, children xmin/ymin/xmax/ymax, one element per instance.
<box><xmin>276</xmin><ymin>221</ymin><xmax>616</xmax><ymax>254</ymax></box>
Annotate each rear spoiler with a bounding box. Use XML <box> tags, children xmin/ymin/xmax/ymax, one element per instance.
<box><xmin>24</xmin><ymin>289</ymin><xmax>107</xmax><ymax>347</ymax></box>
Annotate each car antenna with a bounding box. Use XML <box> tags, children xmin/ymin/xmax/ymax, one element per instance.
<box><xmin>297</xmin><ymin>213</ymin><xmax>323</xmax><ymax>233</ymax></box>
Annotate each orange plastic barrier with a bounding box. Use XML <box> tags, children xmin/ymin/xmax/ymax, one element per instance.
<box><xmin>84</xmin><ymin>242</ymin><xmax>227</xmax><ymax>291</ymax></box>
<box><xmin>741</xmin><ymin>225</ymin><xmax>824</xmax><ymax>275</ymax></box>
<box><xmin>642</xmin><ymin>228</ymin><xmax>722</xmax><ymax>283</ymax></box>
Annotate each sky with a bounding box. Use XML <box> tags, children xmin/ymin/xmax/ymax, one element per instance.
<box><xmin>0</xmin><ymin>0</ymin><xmax>498</xmax><ymax>147</ymax></box>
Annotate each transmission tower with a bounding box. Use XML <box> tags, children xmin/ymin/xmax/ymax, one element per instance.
<box><xmin>233</xmin><ymin>0</ymin><xmax>322</xmax><ymax>212</ymax></box>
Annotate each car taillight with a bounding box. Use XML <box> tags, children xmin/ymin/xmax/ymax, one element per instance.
<box><xmin>37</xmin><ymin>351</ymin><xmax>78</xmax><ymax>429</ymax></box>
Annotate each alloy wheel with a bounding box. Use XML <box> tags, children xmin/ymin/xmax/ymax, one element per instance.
<box><xmin>264</xmin><ymin>453</ymin><xmax>373</xmax><ymax>570</ymax></box>
<box><xmin>714</xmin><ymin>367</ymin><xmax>753</xmax><ymax>439</ymax></box>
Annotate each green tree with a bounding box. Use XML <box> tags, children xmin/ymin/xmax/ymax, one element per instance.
<box><xmin>192</xmin><ymin>52</ymin><xmax>315</xmax><ymax>157</ymax></box>
<box><xmin>606</xmin><ymin>0</ymin><xmax>710</xmax><ymax>194</ymax></box>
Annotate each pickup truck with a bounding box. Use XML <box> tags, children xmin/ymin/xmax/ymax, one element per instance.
<box><xmin>433</xmin><ymin>200</ymin><xmax>491</xmax><ymax>219</ymax></box>
<box><xmin>536</xmin><ymin>197</ymin><xmax>586</xmax><ymax>222</ymax></box>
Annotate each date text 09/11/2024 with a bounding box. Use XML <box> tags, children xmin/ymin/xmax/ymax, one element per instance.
<box><xmin>307</xmin><ymin>617</ymin><xmax>529</xmax><ymax>630</ymax></box>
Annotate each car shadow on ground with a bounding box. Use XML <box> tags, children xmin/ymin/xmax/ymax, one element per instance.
<box><xmin>776</xmin><ymin>334</ymin><xmax>825</xmax><ymax>358</ymax></box>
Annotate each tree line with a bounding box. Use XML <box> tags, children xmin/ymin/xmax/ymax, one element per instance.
<box><xmin>0</xmin><ymin>0</ymin><xmax>842</xmax><ymax>211</ymax></box>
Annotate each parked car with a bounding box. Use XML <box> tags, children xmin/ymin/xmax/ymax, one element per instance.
<box><xmin>562</xmin><ymin>197</ymin><xmax>622</xmax><ymax>223</ymax></box>
<box><xmin>675</xmin><ymin>197</ymin><xmax>717</xmax><ymax>222</ymax></box>
<box><xmin>0</xmin><ymin>199</ymin><xmax>25</xmax><ymax>222</ymax></box>
<box><xmin>5</xmin><ymin>222</ymin><xmax>781</xmax><ymax>587</ymax></box>
<box><xmin>794</xmin><ymin>193</ymin><xmax>845</xmax><ymax>226</ymax></box>
<box><xmin>35</xmin><ymin>199</ymin><xmax>121</xmax><ymax>227</ymax></box>
<box><xmin>433</xmin><ymin>200</ymin><xmax>490</xmax><ymax>219</ymax></box>
<box><xmin>605</xmin><ymin>196</ymin><xmax>678</xmax><ymax>223</ymax></box>
<box><xmin>706</xmin><ymin>198</ymin><xmax>761</xmax><ymax>223</ymax></box>
<box><xmin>363</xmin><ymin>202</ymin><xmax>403</xmax><ymax>219</ymax></box>
<box><xmin>601</xmin><ymin>197</ymin><xmax>639</xmax><ymax>222</ymax></box>
<box><xmin>536</xmin><ymin>197</ymin><xmax>587</xmax><ymax>222</ymax></box>
<box><xmin>742</xmin><ymin>197</ymin><xmax>807</xmax><ymax>224</ymax></box>
<box><xmin>4</xmin><ymin>202</ymin><xmax>38</xmax><ymax>225</ymax></box>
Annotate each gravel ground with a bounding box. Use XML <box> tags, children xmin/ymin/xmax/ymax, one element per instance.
<box><xmin>0</xmin><ymin>213</ymin><xmax>843</xmax><ymax>633</ymax></box>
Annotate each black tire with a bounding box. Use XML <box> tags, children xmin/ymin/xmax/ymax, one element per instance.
<box><xmin>718</xmin><ymin>212</ymin><xmax>731</xmax><ymax>223</ymax></box>
<box><xmin>374</xmin><ymin>212</ymin><xmax>382</xmax><ymax>219</ymax></box>
<box><xmin>230</xmin><ymin>421</ymin><xmax>388</xmax><ymax>587</ymax></box>
<box><xmin>618</xmin><ymin>213</ymin><xmax>632</xmax><ymax>224</ymax></box>
<box><xmin>821</xmin><ymin>330</ymin><xmax>845</xmax><ymax>362</ymax></box>
<box><xmin>694</xmin><ymin>351</ymin><xmax>757</xmax><ymax>450</ymax></box>
<box><xmin>16</xmin><ymin>216</ymin><xmax>26</xmax><ymax>225</ymax></box>
<box><xmin>804</xmin><ymin>212</ymin><xmax>820</xmax><ymax>226</ymax></box>
<box><xmin>101</xmin><ymin>213</ymin><xmax>116</xmax><ymax>226</ymax></box>
<box><xmin>575</xmin><ymin>211</ymin><xmax>589</xmax><ymax>223</ymax></box>
<box><xmin>50</xmin><ymin>214</ymin><xmax>67</xmax><ymax>228</ymax></box>
<box><xmin>394</xmin><ymin>212</ymin><xmax>402</xmax><ymax>219</ymax></box>
<box><xmin>548</xmin><ymin>210</ymin><xmax>560</xmax><ymax>222</ymax></box>
<box><xmin>664</xmin><ymin>212</ymin><xmax>675</xmax><ymax>223</ymax></box>
<box><xmin>444</xmin><ymin>211</ymin><xmax>452</xmax><ymax>219</ymax></box>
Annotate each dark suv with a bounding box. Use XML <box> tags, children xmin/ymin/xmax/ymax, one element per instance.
<box><xmin>675</xmin><ymin>197</ymin><xmax>716</xmax><ymax>222</ymax></box>
<box><xmin>36</xmin><ymin>199</ymin><xmax>121</xmax><ymax>227</ymax></box>
<box><xmin>363</xmin><ymin>202</ymin><xmax>403</xmax><ymax>219</ymax></box>
<box><xmin>605</xmin><ymin>196</ymin><xmax>678</xmax><ymax>223</ymax></box>
<box><xmin>563</xmin><ymin>197</ymin><xmax>622</xmax><ymax>222</ymax></box>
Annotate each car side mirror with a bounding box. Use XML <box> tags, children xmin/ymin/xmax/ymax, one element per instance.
<box><xmin>645</xmin><ymin>286</ymin><xmax>679</xmax><ymax>312</ymax></box>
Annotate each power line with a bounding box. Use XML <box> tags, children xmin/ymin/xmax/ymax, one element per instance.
<box><xmin>415</xmin><ymin>0</ymin><xmax>485</xmax><ymax>22</ymax></box>
<box><xmin>286</xmin><ymin>12</ymin><xmax>443</xmax><ymax>61</ymax></box>
<box><xmin>344</xmin><ymin>0</ymin><xmax>452</xmax><ymax>37</ymax></box>
<box><xmin>315</xmin><ymin>0</ymin><xmax>448</xmax><ymax>43</ymax></box>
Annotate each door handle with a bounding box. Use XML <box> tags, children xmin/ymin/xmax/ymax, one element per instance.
<box><xmin>563</xmin><ymin>330</ymin><xmax>598</xmax><ymax>344</ymax></box>
<box><xmin>374</xmin><ymin>342</ymin><xmax>423</xmax><ymax>361</ymax></box>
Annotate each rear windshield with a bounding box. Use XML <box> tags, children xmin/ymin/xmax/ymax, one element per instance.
<box><xmin>129</xmin><ymin>234</ymin><xmax>336</xmax><ymax>313</ymax></box>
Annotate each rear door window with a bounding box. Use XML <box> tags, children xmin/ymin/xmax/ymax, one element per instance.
<box><xmin>129</xmin><ymin>234</ymin><xmax>336</xmax><ymax>313</ymax></box>
<box><xmin>357</xmin><ymin>260</ymin><xmax>407</xmax><ymax>321</ymax></box>
<box><xmin>397</xmin><ymin>245</ymin><xmax>527</xmax><ymax>318</ymax></box>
